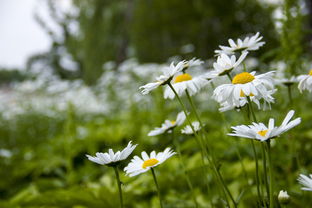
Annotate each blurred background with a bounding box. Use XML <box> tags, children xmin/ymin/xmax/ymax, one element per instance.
<box><xmin>1</xmin><ymin>0</ymin><xmax>312</xmax><ymax>207</ymax></box>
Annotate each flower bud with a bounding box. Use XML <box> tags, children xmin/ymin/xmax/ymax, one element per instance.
<box><xmin>278</xmin><ymin>190</ymin><xmax>290</xmax><ymax>205</ymax></box>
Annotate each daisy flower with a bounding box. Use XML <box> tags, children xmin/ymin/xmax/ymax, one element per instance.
<box><xmin>139</xmin><ymin>61</ymin><xmax>186</xmax><ymax>95</ymax></box>
<box><xmin>183</xmin><ymin>58</ymin><xmax>204</xmax><ymax>70</ymax></box>
<box><xmin>228</xmin><ymin>110</ymin><xmax>301</xmax><ymax>141</ymax></box>
<box><xmin>86</xmin><ymin>141</ymin><xmax>137</xmax><ymax>166</ymax></box>
<box><xmin>211</xmin><ymin>52</ymin><xmax>248</xmax><ymax>77</ymax></box>
<box><xmin>181</xmin><ymin>121</ymin><xmax>201</xmax><ymax>135</ymax></box>
<box><xmin>298</xmin><ymin>174</ymin><xmax>312</xmax><ymax>191</ymax></box>
<box><xmin>218</xmin><ymin>89</ymin><xmax>276</xmax><ymax>112</ymax></box>
<box><xmin>298</xmin><ymin>69</ymin><xmax>312</xmax><ymax>92</ymax></box>
<box><xmin>124</xmin><ymin>148</ymin><xmax>176</xmax><ymax>177</ymax></box>
<box><xmin>148</xmin><ymin>111</ymin><xmax>186</xmax><ymax>136</ymax></box>
<box><xmin>215</xmin><ymin>32</ymin><xmax>265</xmax><ymax>55</ymax></box>
<box><xmin>163</xmin><ymin>72</ymin><xmax>210</xmax><ymax>99</ymax></box>
<box><xmin>213</xmin><ymin>71</ymin><xmax>275</xmax><ymax>107</ymax></box>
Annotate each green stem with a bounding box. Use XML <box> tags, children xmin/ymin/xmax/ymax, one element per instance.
<box><xmin>267</xmin><ymin>141</ymin><xmax>274</xmax><ymax>208</ymax></box>
<box><xmin>262</xmin><ymin>142</ymin><xmax>270</xmax><ymax>203</ymax></box>
<box><xmin>226</xmin><ymin>72</ymin><xmax>232</xmax><ymax>82</ymax></box>
<box><xmin>247</xmin><ymin>97</ymin><xmax>257</xmax><ymax>123</ymax></box>
<box><xmin>168</xmin><ymin>83</ymin><xmax>196</xmax><ymax>135</ymax></box>
<box><xmin>287</xmin><ymin>85</ymin><xmax>293</xmax><ymax>106</ymax></box>
<box><xmin>185</xmin><ymin>90</ymin><xmax>237</xmax><ymax>208</ymax></box>
<box><xmin>171</xmin><ymin>131</ymin><xmax>198</xmax><ymax>208</ymax></box>
<box><xmin>113</xmin><ymin>166</ymin><xmax>123</xmax><ymax>208</ymax></box>
<box><xmin>168</xmin><ymin>83</ymin><xmax>231</xmax><ymax>207</ymax></box>
<box><xmin>250</xmin><ymin>140</ymin><xmax>262</xmax><ymax>205</ymax></box>
<box><xmin>151</xmin><ymin>168</ymin><xmax>163</xmax><ymax>208</ymax></box>
<box><xmin>246</xmin><ymin>97</ymin><xmax>263</xmax><ymax>205</ymax></box>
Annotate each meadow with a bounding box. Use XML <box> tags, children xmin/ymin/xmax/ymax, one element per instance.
<box><xmin>1</xmin><ymin>31</ymin><xmax>312</xmax><ymax>208</ymax></box>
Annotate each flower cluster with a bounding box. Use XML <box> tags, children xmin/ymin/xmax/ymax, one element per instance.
<box><xmin>85</xmin><ymin>32</ymin><xmax>310</xmax><ymax>207</ymax></box>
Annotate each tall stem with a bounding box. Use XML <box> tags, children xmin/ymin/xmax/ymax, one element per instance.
<box><xmin>267</xmin><ymin>140</ymin><xmax>274</xmax><ymax>208</ymax></box>
<box><xmin>185</xmin><ymin>90</ymin><xmax>236</xmax><ymax>208</ymax></box>
<box><xmin>151</xmin><ymin>168</ymin><xmax>164</xmax><ymax>208</ymax></box>
<box><xmin>171</xmin><ymin>131</ymin><xmax>198</xmax><ymax>208</ymax></box>
<box><xmin>262</xmin><ymin>142</ymin><xmax>270</xmax><ymax>202</ymax></box>
<box><xmin>246</xmin><ymin>97</ymin><xmax>263</xmax><ymax>205</ymax></box>
<box><xmin>287</xmin><ymin>85</ymin><xmax>293</xmax><ymax>106</ymax></box>
<box><xmin>113</xmin><ymin>166</ymin><xmax>123</xmax><ymax>208</ymax></box>
<box><xmin>168</xmin><ymin>83</ymin><xmax>232</xmax><ymax>207</ymax></box>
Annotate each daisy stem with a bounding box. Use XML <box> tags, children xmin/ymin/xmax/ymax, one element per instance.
<box><xmin>287</xmin><ymin>85</ymin><xmax>293</xmax><ymax>106</ymax></box>
<box><xmin>262</xmin><ymin>142</ymin><xmax>270</xmax><ymax>202</ymax></box>
<box><xmin>113</xmin><ymin>166</ymin><xmax>124</xmax><ymax>208</ymax></box>
<box><xmin>168</xmin><ymin>83</ymin><xmax>231</xmax><ymax>207</ymax></box>
<box><xmin>250</xmin><ymin>140</ymin><xmax>262</xmax><ymax>205</ymax></box>
<box><xmin>226</xmin><ymin>72</ymin><xmax>232</xmax><ymax>82</ymax></box>
<box><xmin>185</xmin><ymin>90</ymin><xmax>204</xmax><ymax>128</ymax></box>
<box><xmin>167</xmin><ymin>83</ymin><xmax>196</xmax><ymax>135</ymax></box>
<box><xmin>185</xmin><ymin>90</ymin><xmax>237</xmax><ymax>208</ymax></box>
<box><xmin>266</xmin><ymin>140</ymin><xmax>274</xmax><ymax>208</ymax></box>
<box><xmin>151</xmin><ymin>168</ymin><xmax>164</xmax><ymax>208</ymax></box>
<box><xmin>171</xmin><ymin>131</ymin><xmax>198</xmax><ymax>208</ymax></box>
<box><xmin>246</xmin><ymin>97</ymin><xmax>263</xmax><ymax>205</ymax></box>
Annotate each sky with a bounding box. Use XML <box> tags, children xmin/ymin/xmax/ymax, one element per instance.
<box><xmin>0</xmin><ymin>0</ymin><xmax>51</xmax><ymax>69</ymax></box>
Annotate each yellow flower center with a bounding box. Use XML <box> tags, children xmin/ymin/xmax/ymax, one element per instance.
<box><xmin>309</xmin><ymin>69</ymin><xmax>312</xmax><ymax>76</ymax></box>
<box><xmin>240</xmin><ymin>90</ymin><xmax>255</xmax><ymax>97</ymax></box>
<box><xmin>170</xmin><ymin>120</ymin><xmax>176</xmax><ymax>125</ymax></box>
<box><xmin>142</xmin><ymin>158</ymin><xmax>159</xmax><ymax>169</ymax></box>
<box><xmin>257</xmin><ymin>130</ymin><xmax>268</xmax><ymax>137</ymax></box>
<box><xmin>232</xmin><ymin>72</ymin><xmax>255</xmax><ymax>84</ymax></box>
<box><xmin>174</xmin><ymin>73</ymin><xmax>192</xmax><ymax>83</ymax></box>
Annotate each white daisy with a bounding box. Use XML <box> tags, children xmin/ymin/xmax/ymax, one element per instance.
<box><xmin>163</xmin><ymin>72</ymin><xmax>210</xmax><ymax>99</ymax></box>
<box><xmin>213</xmin><ymin>71</ymin><xmax>275</xmax><ymax>107</ymax></box>
<box><xmin>298</xmin><ymin>174</ymin><xmax>312</xmax><ymax>191</ymax></box>
<box><xmin>183</xmin><ymin>58</ymin><xmax>204</xmax><ymax>70</ymax></box>
<box><xmin>181</xmin><ymin>121</ymin><xmax>201</xmax><ymax>135</ymax></box>
<box><xmin>148</xmin><ymin>111</ymin><xmax>186</xmax><ymax>136</ymax></box>
<box><xmin>86</xmin><ymin>141</ymin><xmax>137</xmax><ymax>166</ymax></box>
<box><xmin>215</xmin><ymin>32</ymin><xmax>265</xmax><ymax>55</ymax></box>
<box><xmin>218</xmin><ymin>89</ymin><xmax>276</xmax><ymax>112</ymax></box>
<box><xmin>139</xmin><ymin>61</ymin><xmax>186</xmax><ymax>95</ymax></box>
<box><xmin>298</xmin><ymin>69</ymin><xmax>312</xmax><ymax>92</ymax></box>
<box><xmin>124</xmin><ymin>148</ymin><xmax>176</xmax><ymax>177</ymax></box>
<box><xmin>211</xmin><ymin>52</ymin><xmax>248</xmax><ymax>77</ymax></box>
<box><xmin>228</xmin><ymin>110</ymin><xmax>301</xmax><ymax>141</ymax></box>
<box><xmin>278</xmin><ymin>190</ymin><xmax>290</xmax><ymax>204</ymax></box>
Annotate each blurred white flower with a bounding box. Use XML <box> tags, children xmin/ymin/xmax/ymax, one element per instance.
<box><xmin>210</xmin><ymin>52</ymin><xmax>248</xmax><ymax>77</ymax></box>
<box><xmin>124</xmin><ymin>148</ymin><xmax>176</xmax><ymax>177</ymax></box>
<box><xmin>228</xmin><ymin>110</ymin><xmax>301</xmax><ymax>141</ymax></box>
<box><xmin>298</xmin><ymin>174</ymin><xmax>312</xmax><ymax>191</ymax></box>
<box><xmin>148</xmin><ymin>112</ymin><xmax>186</xmax><ymax>136</ymax></box>
<box><xmin>278</xmin><ymin>190</ymin><xmax>290</xmax><ymax>204</ymax></box>
<box><xmin>0</xmin><ymin>149</ymin><xmax>12</xmax><ymax>158</ymax></box>
<box><xmin>181</xmin><ymin>121</ymin><xmax>201</xmax><ymax>135</ymax></box>
<box><xmin>183</xmin><ymin>58</ymin><xmax>204</xmax><ymax>70</ymax></box>
<box><xmin>215</xmin><ymin>32</ymin><xmax>265</xmax><ymax>55</ymax></box>
<box><xmin>213</xmin><ymin>71</ymin><xmax>275</xmax><ymax>108</ymax></box>
<box><xmin>139</xmin><ymin>61</ymin><xmax>186</xmax><ymax>95</ymax></box>
<box><xmin>298</xmin><ymin>69</ymin><xmax>312</xmax><ymax>92</ymax></box>
<box><xmin>86</xmin><ymin>141</ymin><xmax>137</xmax><ymax>166</ymax></box>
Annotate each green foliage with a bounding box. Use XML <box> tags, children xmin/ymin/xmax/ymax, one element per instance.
<box><xmin>0</xmin><ymin>84</ymin><xmax>312</xmax><ymax>207</ymax></box>
<box><xmin>0</xmin><ymin>69</ymin><xmax>27</xmax><ymax>85</ymax></box>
